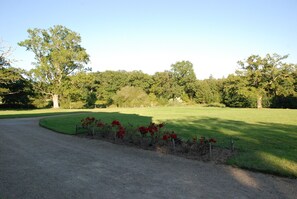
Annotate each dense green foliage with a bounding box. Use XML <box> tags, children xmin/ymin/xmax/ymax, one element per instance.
<box><xmin>223</xmin><ymin>54</ymin><xmax>297</xmax><ymax>108</ymax></box>
<box><xmin>18</xmin><ymin>25</ymin><xmax>90</xmax><ymax>108</ymax></box>
<box><xmin>0</xmin><ymin>43</ymin><xmax>33</xmax><ymax>108</ymax></box>
<box><xmin>39</xmin><ymin>106</ymin><xmax>297</xmax><ymax>177</ymax></box>
<box><xmin>112</xmin><ymin>86</ymin><xmax>151</xmax><ymax>107</ymax></box>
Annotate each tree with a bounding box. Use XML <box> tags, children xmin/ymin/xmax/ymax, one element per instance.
<box><xmin>222</xmin><ymin>74</ymin><xmax>255</xmax><ymax>107</ymax></box>
<box><xmin>194</xmin><ymin>78</ymin><xmax>222</xmax><ymax>104</ymax></box>
<box><xmin>0</xmin><ymin>40</ymin><xmax>13</xmax><ymax>68</ymax></box>
<box><xmin>0</xmin><ymin>41</ymin><xmax>33</xmax><ymax>107</ymax></box>
<box><xmin>237</xmin><ymin>53</ymin><xmax>294</xmax><ymax>108</ymax></box>
<box><xmin>1</xmin><ymin>73</ymin><xmax>33</xmax><ymax>106</ymax></box>
<box><xmin>0</xmin><ymin>41</ymin><xmax>14</xmax><ymax>95</ymax></box>
<box><xmin>61</xmin><ymin>72</ymin><xmax>97</xmax><ymax>108</ymax></box>
<box><xmin>150</xmin><ymin>71</ymin><xmax>183</xmax><ymax>100</ymax></box>
<box><xmin>171</xmin><ymin>61</ymin><xmax>197</xmax><ymax>99</ymax></box>
<box><xmin>18</xmin><ymin>25</ymin><xmax>90</xmax><ymax>108</ymax></box>
<box><xmin>94</xmin><ymin>71</ymin><xmax>129</xmax><ymax>106</ymax></box>
<box><xmin>127</xmin><ymin>70</ymin><xmax>153</xmax><ymax>93</ymax></box>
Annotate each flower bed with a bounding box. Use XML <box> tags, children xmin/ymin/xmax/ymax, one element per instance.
<box><xmin>77</xmin><ymin>117</ymin><xmax>235</xmax><ymax>162</ymax></box>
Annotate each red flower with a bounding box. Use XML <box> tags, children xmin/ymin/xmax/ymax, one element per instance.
<box><xmin>148</xmin><ymin>127</ymin><xmax>158</xmax><ymax>136</ymax></box>
<box><xmin>81</xmin><ymin>117</ymin><xmax>96</xmax><ymax>127</ymax></box>
<box><xmin>138</xmin><ymin>126</ymin><xmax>148</xmax><ymax>134</ymax></box>
<box><xmin>86</xmin><ymin>117</ymin><xmax>95</xmax><ymax>121</ymax></box>
<box><xmin>111</xmin><ymin>120</ymin><xmax>121</xmax><ymax>126</ymax></box>
<box><xmin>208</xmin><ymin>138</ymin><xmax>216</xmax><ymax>143</ymax></box>
<box><xmin>96</xmin><ymin>122</ymin><xmax>105</xmax><ymax>127</ymax></box>
<box><xmin>116</xmin><ymin>126</ymin><xmax>125</xmax><ymax>139</ymax></box>
<box><xmin>170</xmin><ymin>133</ymin><xmax>177</xmax><ymax>140</ymax></box>
<box><xmin>162</xmin><ymin>134</ymin><xmax>169</xmax><ymax>141</ymax></box>
<box><xmin>148</xmin><ymin>123</ymin><xmax>158</xmax><ymax>132</ymax></box>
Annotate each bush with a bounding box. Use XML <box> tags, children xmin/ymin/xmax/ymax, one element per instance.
<box><xmin>205</xmin><ymin>103</ymin><xmax>226</xmax><ymax>108</ymax></box>
<box><xmin>112</xmin><ymin>86</ymin><xmax>151</xmax><ymax>107</ymax></box>
<box><xmin>271</xmin><ymin>95</ymin><xmax>297</xmax><ymax>109</ymax></box>
<box><xmin>60</xmin><ymin>100</ymin><xmax>85</xmax><ymax>109</ymax></box>
<box><xmin>31</xmin><ymin>97</ymin><xmax>52</xmax><ymax>108</ymax></box>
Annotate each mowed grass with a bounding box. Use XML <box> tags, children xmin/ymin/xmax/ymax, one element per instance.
<box><xmin>4</xmin><ymin>106</ymin><xmax>297</xmax><ymax>178</ymax></box>
<box><xmin>0</xmin><ymin>109</ymin><xmax>90</xmax><ymax>119</ymax></box>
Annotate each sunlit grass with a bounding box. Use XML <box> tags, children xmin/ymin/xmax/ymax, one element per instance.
<box><xmin>0</xmin><ymin>109</ymin><xmax>90</xmax><ymax>119</ymax></box>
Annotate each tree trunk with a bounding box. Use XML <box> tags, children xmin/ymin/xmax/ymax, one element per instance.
<box><xmin>257</xmin><ymin>95</ymin><xmax>262</xmax><ymax>109</ymax></box>
<box><xmin>53</xmin><ymin>94</ymin><xmax>59</xmax><ymax>108</ymax></box>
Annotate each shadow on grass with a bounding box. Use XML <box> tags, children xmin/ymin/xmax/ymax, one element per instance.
<box><xmin>1</xmin><ymin>112</ymin><xmax>296</xmax><ymax>198</ymax></box>
<box><xmin>165</xmin><ymin>116</ymin><xmax>297</xmax><ymax>178</ymax></box>
<box><xmin>40</xmin><ymin>112</ymin><xmax>297</xmax><ymax>177</ymax></box>
<box><xmin>40</xmin><ymin>111</ymin><xmax>153</xmax><ymax>135</ymax></box>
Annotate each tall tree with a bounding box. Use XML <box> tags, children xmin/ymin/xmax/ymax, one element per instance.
<box><xmin>0</xmin><ymin>41</ymin><xmax>12</xmax><ymax>68</ymax></box>
<box><xmin>222</xmin><ymin>74</ymin><xmax>254</xmax><ymax>107</ymax></box>
<box><xmin>171</xmin><ymin>61</ymin><xmax>197</xmax><ymax>99</ymax></box>
<box><xmin>127</xmin><ymin>70</ymin><xmax>153</xmax><ymax>93</ymax></box>
<box><xmin>18</xmin><ymin>25</ymin><xmax>90</xmax><ymax>108</ymax></box>
<box><xmin>194</xmin><ymin>78</ymin><xmax>222</xmax><ymax>104</ymax></box>
<box><xmin>94</xmin><ymin>71</ymin><xmax>129</xmax><ymax>106</ymax></box>
<box><xmin>237</xmin><ymin>53</ymin><xmax>292</xmax><ymax>108</ymax></box>
<box><xmin>0</xmin><ymin>41</ymin><xmax>14</xmax><ymax>95</ymax></box>
<box><xmin>1</xmin><ymin>41</ymin><xmax>33</xmax><ymax>107</ymax></box>
<box><xmin>150</xmin><ymin>71</ymin><xmax>183</xmax><ymax>100</ymax></box>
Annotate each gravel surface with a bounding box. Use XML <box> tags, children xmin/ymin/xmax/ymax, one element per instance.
<box><xmin>0</xmin><ymin>117</ymin><xmax>296</xmax><ymax>199</ymax></box>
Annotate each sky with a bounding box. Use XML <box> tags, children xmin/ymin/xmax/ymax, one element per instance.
<box><xmin>1</xmin><ymin>0</ymin><xmax>297</xmax><ymax>79</ymax></box>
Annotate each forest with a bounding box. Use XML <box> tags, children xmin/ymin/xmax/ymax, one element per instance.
<box><xmin>1</xmin><ymin>26</ymin><xmax>297</xmax><ymax>109</ymax></box>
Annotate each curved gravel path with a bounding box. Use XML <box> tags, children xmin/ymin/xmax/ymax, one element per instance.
<box><xmin>0</xmin><ymin>117</ymin><xmax>296</xmax><ymax>199</ymax></box>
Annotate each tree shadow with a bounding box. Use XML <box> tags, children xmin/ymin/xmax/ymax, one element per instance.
<box><xmin>38</xmin><ymin>111</ymin><xmax>297</xmax><ymax>197</ymax></box>
<box><xmin>40</xmin><ymin>111</ymin><xmax>153</xmax><ymax>135</ymax></box>
<box><xmin>39</xmin><ymin>111</ymin><xmax>297</xmax><ymax>177</ymax></box>
<box><xmin>164</xmin><ymin>116</ymin><xmax>297</xmax><ymax>177</ymax></box>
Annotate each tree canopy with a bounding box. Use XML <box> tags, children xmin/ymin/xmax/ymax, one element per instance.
<box><xmin>0</xmin><ymin>42</ymin><xmax>33</xmax><ymax>107</ymax></box>
<box><xmin>171</xmin><ymin>60</ymin><xmax>197</xmax><ymax>100</ymax></box>
<box><xmin>235</xmin><ymin>53</ymin><xmax>296</xmax><ymax>108</ymax></box>
<box><xmin>18</xmin><ymin>25</ymin><xmax>90</xmax><ymax>108</ymax></box>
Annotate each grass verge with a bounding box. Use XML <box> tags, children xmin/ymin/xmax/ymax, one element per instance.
<box><xmin>0</xmin><ymin>109</ymin><xmax>91</xmax><ymax>119</ymax></box>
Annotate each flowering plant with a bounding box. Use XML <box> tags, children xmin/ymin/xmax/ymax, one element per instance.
<box><xmin>79</xmin><ymin>117</ymin><xmax>219</xmax><ymax>158</ymax></box>
<box><xmin>116</xmin><ymin>125</ymin><xmax>125</xmax><ymax>139</ymax></box>
<box><xmin>162</xmin><ymin>131</ymin><xmax>177</xmax><ymax>141</ymax></box>
<box><xmin>111</xmin><ymin>120</ymin><xmax>125</xmax><ymax>139</ymax></box>
<box><xmin>81</xmin><ymin>117</ymin><xmax>96</xmax><ymax>128</ymax></box>
<box><xmin>138</xmin><ymin>122</ymin><xmax>164</xmax><ymax>137</ymax></box>
<box><xmin>96</xmin><ymin>120</ymin><xmax>105</xmax><ymax>127</ymax></box>
<box><xmin>199</xmin><ymin>136</ymin><xmax>216</xmax><ymax>144</ymax></box>
<box><xmin>111</xmin><ymin>120</ymin><xmax>121</xmax><ymax>127</ymax></box>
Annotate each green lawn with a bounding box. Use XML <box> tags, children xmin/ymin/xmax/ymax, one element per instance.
<box><xmin>0</xmin><ymin>109</ymin><xmax>90</xmax><ymax>119</ymax></box>
<box><xmin>2</xmin><ymin>106</ymin><xmax>297</xmax><ymax>178</ymax></box>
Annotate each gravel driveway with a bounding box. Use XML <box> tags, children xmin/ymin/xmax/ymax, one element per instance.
<box><xmin>0</xmin><ymin>117</ymin><xmax>296</xmax><ymax>199</ymax></box>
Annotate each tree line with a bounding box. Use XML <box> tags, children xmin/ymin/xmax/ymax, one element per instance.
<box><xmin>1</xmin><ymin>25</ymin><xmax>296</xmax><ymax>109</ymax></box>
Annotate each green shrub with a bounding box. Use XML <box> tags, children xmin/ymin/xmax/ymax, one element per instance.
<box><xmin>205</xmin><ymin>103</ymin><xmax>226</xmax><ymax>108</ymax></box>
<box><xmin>112</xmin><ymin>86</ymin><xmax>151</xmax><ymax>107</ymax></box>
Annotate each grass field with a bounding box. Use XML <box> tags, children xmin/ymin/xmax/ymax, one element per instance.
<box><xmin>0</xmin><ymin>109</ymin><xmax>90</xmax><ymax>119</ymax></box>
<box><xmin>1</xmin><ymin>106</ymin><xmax>297</xmax><ymax>177</ymax></box>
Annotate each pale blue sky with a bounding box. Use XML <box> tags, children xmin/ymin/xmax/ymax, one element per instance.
<box><xmin>1</xmin><ymin>0</ymin><xmax>296</xmax><ymax>79</ymax></box>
